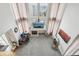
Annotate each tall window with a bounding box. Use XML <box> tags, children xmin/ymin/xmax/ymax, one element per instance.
<box><xmin>39</xmin><ymin>3</ymin><xmax>48</xmax><ymax>17</ymax></box>
<box><xmin>28</xmin><ymin>3</ymin><xmax>49</xmax><ymax>29</ymax></box>
<box><xmin>32</xmin><ymin>4</ymin><xmax>38</xmax><ymax>16</ymax></box>
<box><xmin>29</xmin><ymin>3</ymin><xmax>48</xmax><ymax>18</ymax></box>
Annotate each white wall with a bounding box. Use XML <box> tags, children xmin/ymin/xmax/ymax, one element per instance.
<box><xmin>0</xmin><ymin>3</ymin><xmax>16</xmax><ymax>35</ymax></box>
<box><xmin>58</xmin><ymin>3</ymin><xmax>79</xmax><ymax>54</ymax></box>
<box><xmin>60</xmin><ymin>3</ymin><xmax>79</xmax><ymax>42</ymax></box>
<box><xmin>0</xmin><ymin>3</ymin><xmax>20</xmax><ymax>47</ymax></box>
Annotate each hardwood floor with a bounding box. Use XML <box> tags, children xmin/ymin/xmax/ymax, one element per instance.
<box><xmin>0</xmin><ymin>51</ymin><xmax>15</xmax><ymax>56</ymax></box>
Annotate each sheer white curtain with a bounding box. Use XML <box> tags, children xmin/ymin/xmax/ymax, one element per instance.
<box><xmin>47</xmin><ymin>19</ymin><xmax>54</xmax><ymax>34</ymax></box>
<box><xmin>47</xmin><ymin>3</ymin><xmax>59</xmax><ymax>34</ymax></box>
<box><xmin>47</xmin><ymin>3</ymin><xmax>66</xmax><ymax>37</ymax></box>
<box><xmin>11</xmin><ymin>3</ymin><xmax>29</xmax><ymax>33</ymax></box>
<box><xmin>18</xmin><ymin>3</ymin><xmax>29</xmax><ymax>33</ymax></box>
<box><xmin>53</xmin><ymin>4</ymin><xmax>66</xmax><ymax>37</ymax></box>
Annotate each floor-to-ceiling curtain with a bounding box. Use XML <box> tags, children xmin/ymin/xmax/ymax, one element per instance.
<box><xmin>11</xmin><ymin>3</ymin><xmax>29</xmax><ymax>33</ymax></box>
<box><xmin>53</xmin><ymin>4</ymin><xmax>66</xmax><ymax>37</ymax></box>
<box><xmin>47</xmin><ymin>19</ymin><xmax>54</xmax><ymax>34</ymax></box>
<box><xmin>47</xmin><ymin>3</ymin><xmax>59</xmax><ymax>35</ymax></box>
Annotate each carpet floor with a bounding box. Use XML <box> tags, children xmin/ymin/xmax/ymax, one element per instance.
<box><xmin>16</xmin><ymin>35</ymin><xmax>61</xmax><ymax>56</ymax></box>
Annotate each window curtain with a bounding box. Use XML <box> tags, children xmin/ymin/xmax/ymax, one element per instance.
<box><xmin>47</xmin><ymin>3</ymin><xmax>59</xmax><ymax>34</ymax></box>
<box><xmin>11</xmin><ymin>3</ymin><xmax>29</xmax><ymax>33</ymax></box>
<box><xmin>53</xmin><ymin>4</ymin><xmax>66</xmax><ymax>37</ymax></box>
<box><xmin>47</xmin><ymin>19</ymin><xmax>54</xmax><ymax>34</ymax></box>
